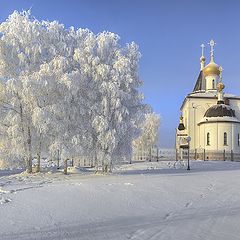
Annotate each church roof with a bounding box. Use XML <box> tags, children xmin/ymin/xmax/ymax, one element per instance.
<box><xmin>198</xmin><ymin>104</ymin><xmax>240</xmax><ymax>125</ymax></box>
<box><xmin>193</xmin><ymin>71</ymin><xmax>204</xmax><ymax>92</ymax></box>
<box><xmin>188</xmin><ymin>91</ymin><xmax>240</xmax><ymax>99</ymax></box>
<box><xmin>180</xmin><ymin>91</ymin><xmax>240</xmax><ymax>111</ymax></box>
<box><xmin>198</xmin><ymin>116</ymin><xmax>240</xmax><ymax>125</ymax></box>
<box><xmin>204</xmin><ymin>104</ymin><xmax>236</xmax><ymax>118</ymax></box>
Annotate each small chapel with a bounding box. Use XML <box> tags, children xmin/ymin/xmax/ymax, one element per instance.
<box><xmin>176</xmin><ymin>40</ymin><xmax>240</xmax><ymax>160</ymax></box>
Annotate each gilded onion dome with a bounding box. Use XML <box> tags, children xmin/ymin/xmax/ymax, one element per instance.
<box><xmin>203</xmin><ymin>61</ymin><xmax>220</xmax><ymax>76</ymax></box>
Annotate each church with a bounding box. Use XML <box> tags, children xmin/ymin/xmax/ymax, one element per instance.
<box><xmin>176</xmin><ymin>40</ymin><xmax>240</xmax><ymax>160</ymax></box>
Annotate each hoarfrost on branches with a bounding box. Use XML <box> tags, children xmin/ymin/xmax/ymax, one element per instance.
<box><xmin>133</xmin><ymin>113</ymin><xmax>160</xmax><ymax>151</ymax></box>
<box><xmin>0</xmin><ymin>10</ymin><xmax>149</xmax><ymax>173</ymax></box>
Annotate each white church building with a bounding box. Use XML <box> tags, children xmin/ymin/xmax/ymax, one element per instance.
<box><xmin>176</xmin><ymin>40</ymin><xmax>240</xmax><ymax>160</ymax></box>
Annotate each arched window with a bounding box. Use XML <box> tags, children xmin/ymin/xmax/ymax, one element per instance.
<box><xmin>207</xmin><ymin>132</ymin><xmax>210</xmax><ymax>146</ymax></box>
<box><xmin>238</xmin><ymin>134</ymin><xmax>240</xmax><ymax>147</ymax></box>
<box><xmin>212</xmin><ymin>79</ymin><xmax>215</xmax><ymax>89</ymax></box>
<box><xmin>224</xmin><ymin>132</ymin><xmax>227</xmax><ymax>146</ymax></box>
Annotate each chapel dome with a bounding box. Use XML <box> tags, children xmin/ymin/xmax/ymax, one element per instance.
<box><xmin>204</xmin><ymin>104</ymin><xmax>235</xmax><ymax>118</ymax></box>
<box><xmin>177</xmin><ymin>116</ymin><xmax>185</xmax><ymax>131</ymax></box>
<box><xmin>203</xmin><ymin>61</ymin><xmax>220</xmax><ymax>76</ymax></box>
<box><xmin>178</xmin><ymin>123</ymin><xmax>185</xmax><ymax>131</ymax></box>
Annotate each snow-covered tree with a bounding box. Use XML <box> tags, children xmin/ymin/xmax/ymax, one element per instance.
<box><xmin>0</xmin><ymin>10</ymin><xmax>149</xmax><ymax>173</ymax></box>
<box><xmin>133</xmin><ymin>113</ymin><xmax>160</xmax><ymax>151</ymax></box>
<box><xmin>73</xmin><ymin>32</ymin><xmax>149</xmax><ymax>172</ymax></box>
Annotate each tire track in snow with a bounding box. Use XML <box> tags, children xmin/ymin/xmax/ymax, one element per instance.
<box><xmin>3</xmin><ymin>207</ymin><xmax>238</xmax><ymax>240</ymax></box>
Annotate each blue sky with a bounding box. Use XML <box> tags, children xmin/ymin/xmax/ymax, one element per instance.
<box><xmin>1</xmin><ymin>0</ymin><xmax>240</xmax><ymax>148</ymax></box>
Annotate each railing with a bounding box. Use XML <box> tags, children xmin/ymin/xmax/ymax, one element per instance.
<box><xmin>132</xmin><ymin>148</ymin><xmax>176</xmax><ymax>162</ymax></box>
<box><xmin>40</xmin><ymin>148</ymin><xmax>239</xmax><ymax>170</ymax></box>
<box><xmin>176</xmin><ymin>149</ymin><xmax>240</xmax><ymax>161</ymax></box>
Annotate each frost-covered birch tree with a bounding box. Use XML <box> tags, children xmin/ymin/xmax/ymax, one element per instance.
<box><xmin>133</xmin><ymin>113</ymin><xmax>160</xmax><ymax>152</ymax></box>
<box><xmin>0</xmin><ymin>10</ymin><xmax>149</xmax><ymax>173</ymax></box>
<box><xmin>73</xmin><ymin>32</ymin><xmax>149</xmax><ymax>172</ymax></box>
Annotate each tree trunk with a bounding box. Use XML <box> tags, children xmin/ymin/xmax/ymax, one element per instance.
<box><xmin>19</xmin><ymin>102</ymin><xmax>30</xmax><ymax>172</ymax></box>
<box><xmin>102</xmin><ymin>150</ymin><xmax>111</xmax><ymax>174</ymax></box>
<box><xmin>57</xmin><ymin>149</ymin><xmax>60</xmax><ymax>169</ymax></box>
<box><xmin>26</xmin><ymin>126</ymin><xmax>32</xmax><ymax>173</ymax></box>
<box><xmin>102</xmin><ymin>158</ymin><xmax>105</xmax><ymax>173</ymax></box>
<box><xmin>36</xmin><ymin>136</ymin><xmax>42</xmax><ymax>173</ymax></box>
<box><xmin>64</xmin><ymin>159</ymin><xmax>68</xmax><ymax>175</ymax></box>
<box><xmin>109</xmin><ymin>159</ymin><xmax>113</xmax><ymax>173</ymax></box>
<box><xmin>90</xmin><ymin>158</ymin><xmax>94</xmax><ymax>167</ymax></box>
<box><xmin>36</xmin><ymin>152</ymin><xmax>41</xmax><ymax>173</ymax></box>
<box><xmin>94</xmin><ymin>153</ymin><xmax>99</xmax><ymax>173</ymax></box>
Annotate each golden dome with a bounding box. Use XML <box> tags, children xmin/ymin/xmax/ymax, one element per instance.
<box><xmin>203</xmin><ymin>61</ymin><xmax>220</xmax><ymax>76</ymax></box>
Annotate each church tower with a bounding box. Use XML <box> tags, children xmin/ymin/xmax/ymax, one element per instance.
<box><xmin>202</xmin><ymin>40</ymin><xmax>220</xmax><ymax>91</ymax></box>
<box><xmin>193</xmin><ymin>40</ymin><xmax>220</xmax><ymax>92</ymax></box>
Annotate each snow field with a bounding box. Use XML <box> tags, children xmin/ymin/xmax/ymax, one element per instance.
<box><xmin>0</xmin><ymin>160</ymin><xmax>240</xmax><ymax>239</ymax></box>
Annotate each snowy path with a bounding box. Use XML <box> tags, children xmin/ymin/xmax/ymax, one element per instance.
<box><xmin>1</xmin><ymin>161</ymin><xmax>240</xmax><ymax>239</ymax></box>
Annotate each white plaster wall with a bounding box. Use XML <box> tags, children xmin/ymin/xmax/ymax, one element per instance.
<box><xmin>187</xmin><ymin>98</ymin><xmax>217</xmax><ymax>149</ymax></box>
<box><xmin>205</xmin><ymin>74</ymin><xmax>218</xmax><ymax>90</ymax></box>
<box><xmin>229</xmin><ymin>99</ymin><xmax>240</xmax><ymax>120</ymax></box>
<box><xmin>205</xmin><ymin>74</ymin><xmax>219</xmax><ymax>90</ymax></box>
<box><xmin>199</xmin><ymin>122</ymin><xmax>240</xmax><ymax>151</ymax></box>
<box><xmin>217</xmin><ymin>123</ymin><xmax>232</xmax><ymax>151</ymax></box>
<box><xmin>233</xmin><ymin>124</ymin><xmax>240</xmax><ymax>152</ymax></box>
<box><xmin>178</xmin><ymin>96</ymin><xmax>240</xmax><ymax>151</ymax></box>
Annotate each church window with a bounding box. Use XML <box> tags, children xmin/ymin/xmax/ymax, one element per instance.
<box><xmin>207</xmin><ymin>132</ymin><xmax>210</xmax><ymax>146</ymax></box>
<box><xmin>212</xmin><ymin>79</ymin><xmax>215</xmax><ymax>89</ymax></box>
<box><xmin>224</xmin><ymin>132</ymin><xmax>227</xmax><ymax>146</ymax></box>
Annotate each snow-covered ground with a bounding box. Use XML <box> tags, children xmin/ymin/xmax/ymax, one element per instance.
<box><xmin>1</xmin><ymin>160</ymin><xmax>240</xmax><ymax>240</ymax></box>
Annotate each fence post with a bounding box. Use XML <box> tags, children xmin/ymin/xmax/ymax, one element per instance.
<box><xmin>149</xmin><ymin>148</ymin><xmax>152</xmax><ymax>162</ymax></box>
<box><xmin>194</xmin><ymin>149</ymin><xmax>197</xmax><ymax>160</ymax></box>
<box><xmin>203</xmin><ymin>149</ymin><xmax>206</xmax><ymax>161</ymax></box>
<box><xmin>223</xmin><ymin>149</ymin><xmax>226</xmax><ymax>161</ymax></box>
<box><xmin>157</xmin><ymin>148</ymin><xmax>159</xmax><ymax>162</ymax></box>
<box><xmin>176</xmin><ymin>148</ymin><xmax>178</xmax><ymax>161</ymax></box>
<box><xmin>231</xmin><ymin>150</ymin><xmax>234</xmax><ymax>161</ymax></box>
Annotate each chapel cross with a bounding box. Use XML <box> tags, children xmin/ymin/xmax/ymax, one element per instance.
<box><xmin>201</xmin><ymin>43</ymin><xmax>205</xmax><ymax>57</ymax></box>
<box><xmin>219</xmin><ymin>66</ymin><xmax>223</xmax><ymax>82</ymax></box>
<box><xmin>208</xmin><ymin>39</ymin><xmax>216</xmax><ymax>62</ymax></box>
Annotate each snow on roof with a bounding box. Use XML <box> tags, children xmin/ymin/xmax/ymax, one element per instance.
<box><xmin>188</xmin><ymin>91</ymin><xmax>240</xmax><ymax>99</ymax></box>
<box><xmin>198</xmin><ymin>116</ymin><xmax>240</xmax><ymax>125</ymax></box>
<box><xmin>204</xmin><ymin>104</ymin><xmax>236</xmax><ymax>118</ymax></box>
<box><xmin>180</xmin><ymin>91</ymin><xmax>240</xmax><ymax>110</ymax></box>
